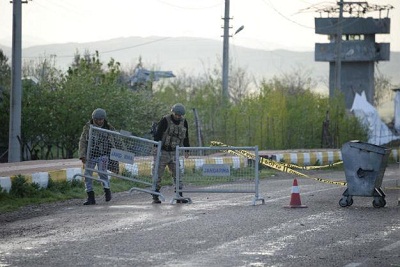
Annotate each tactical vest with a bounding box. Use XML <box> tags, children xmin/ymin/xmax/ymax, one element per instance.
<box><xmin>162</xmin><ymin>115</ymin><xmax>187</xmax><ymax>150</ymax></box>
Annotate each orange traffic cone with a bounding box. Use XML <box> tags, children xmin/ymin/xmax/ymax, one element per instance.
<box><xmin>285</xmin><ymin>178</ymin><xmax>308</xmax><ymax>208</ymax></box>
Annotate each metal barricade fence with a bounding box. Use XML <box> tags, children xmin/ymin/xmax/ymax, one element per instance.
<box><xmin>174</xmin><ymin>146</ymin><xmax>265</xmax><ymax>205</ymax></box>
<box><xmin>74</xmin><ymin>126</ymin><xmax>164</xmax><ymax>200</ymax></box>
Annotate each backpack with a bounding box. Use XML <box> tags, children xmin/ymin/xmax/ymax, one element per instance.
<box><xmin>150</xmin><ymin>121</ymin><xmax>158</xmax><ymax>137</ymax></box>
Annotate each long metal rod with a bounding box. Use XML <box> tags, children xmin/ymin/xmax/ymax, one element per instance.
<box><xmin>222</xmin><ymin>0</ymin><xmax>230</xmax><ymax>102</ymax></box>
<box><xmin>334</xmin><ymin>0</ymin><xmax>344</xmax><ymax>92</ymax></box>
<box><xmin>8</xmin><ymin>0</ymin><xmax>23</xmax><ymax>162</ymax></box>
<box><xmin>193</xmin><ymin>108</ymin><xmax>203</xmax><ymax>148</ymax></box>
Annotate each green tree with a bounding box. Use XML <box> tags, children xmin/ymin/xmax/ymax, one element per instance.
<box><xmin>59</xmin><ymin>51</ymin><xmax>164</xmax><ymax>156</ymax></box>
<box><xmin>0</xmin><ymin>50</ymin><xmax>11</xmax><ymax>89</ymax></box>
<box><xmin>328</xmin><ymin>90</ymin><xmax>368</xmax><ymax>147</ymax></box>
<box><xmin>21</xmin><ymin>55</ymin><xmax>64</xmax><ymax>159</ymax></box>
<box><xmin>0</xmin><ymin>50</ymin><xmax>11</xmax><ymax>160</ymax></box>
<box><xmin>58</xmin><ymin>51</ymin><xmax>125</xmax><ymax>157</ymax></box>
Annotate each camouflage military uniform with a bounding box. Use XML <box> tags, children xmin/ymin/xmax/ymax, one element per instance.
<box><xmin>79</xmin><ymin>119</ymin><xmax>115</xmax><ymax>192</ymax></box>
<box><xmin>153</xmin><ymin>104</ymin><xmax>190</xmax><ymax>203</ymax></box>
<box><xmin>155</xmin><ymin>114</ymin><xmax>188</xmax><ymax>190</ymax></box>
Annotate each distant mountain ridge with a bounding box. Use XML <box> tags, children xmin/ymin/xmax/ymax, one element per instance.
<box><xmin>1</xmin><ymin>36</ymin><xmax>399</xmax><ymax>93</ymax></box>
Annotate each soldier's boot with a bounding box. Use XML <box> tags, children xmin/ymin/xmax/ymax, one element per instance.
<box><xmin>176</xmin><ymin>192</ymin><xmax>189</xmax><ymax>204</ymax></box>
<box><xmin>83</xmin><ymin>191</ymin><xmax>96</xmax><ymax>205</ymax></box>
<box><xmin>152</xmin><ymin>190</ymin><xmax>161</xmax><ymax>204</ymax></box>
<box><xmin>104</xmin><ymin>188</ymin><xmax>112</xmax><ymax>202</ymax></box>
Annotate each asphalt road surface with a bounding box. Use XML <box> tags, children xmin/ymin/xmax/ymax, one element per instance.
<box><xmin>0</xmin><ymin>164</ymin><xmax>399</xmax><ymax>267</ymax></box>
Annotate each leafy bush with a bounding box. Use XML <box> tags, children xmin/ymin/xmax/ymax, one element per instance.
<box><xmin>47</xmin><ymin>178</ymin><xmax>83</xmax><ymax>194</ymax></box>
<box><xmin>9</xmin><ymin>175</ymin><xmax>39</xmax><ymax>198</ymax></box>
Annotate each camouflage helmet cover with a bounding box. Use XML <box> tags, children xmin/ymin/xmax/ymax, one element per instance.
<box><xmin>92</xmin><ymin>108</ymin><xmax>106</xmax><ymax>120</ymax></box>
<box><xmin>171</xmin><ymin>103</ymin><xmax>186</xmax><ymax>116</ymax></box>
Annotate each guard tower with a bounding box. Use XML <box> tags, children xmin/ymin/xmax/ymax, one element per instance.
<box><xmin>314</xmin><ymin>2</ymin><xmax>393</xmax><ymax>109</ymax></box>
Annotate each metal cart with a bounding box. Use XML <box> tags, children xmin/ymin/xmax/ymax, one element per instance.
<box><xmin>339</xmin><ymin>140</ymin><xmax>391</xmax><ymax>208</ymax></box>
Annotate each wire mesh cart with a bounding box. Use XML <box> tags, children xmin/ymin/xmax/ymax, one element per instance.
<box><xmin>339</xmin><ymin>141</ymin><xmax>391</xmax><ymax>208</ymax></box>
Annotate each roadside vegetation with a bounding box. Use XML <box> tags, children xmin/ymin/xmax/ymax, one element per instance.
<box><xmin>0</xmin><ymin>172</ymin><xmax>179</xmax><ymax>213</ymax></box>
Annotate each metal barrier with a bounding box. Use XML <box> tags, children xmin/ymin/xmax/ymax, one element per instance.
<box><xmin>74</xmin><ymin>126</ymin><xmax>164</xmax><ymax>200</ymax></box>
<box><xmin>173</xmin><ymin>146</ymin><xmax>265</xmax><ymax>205</ymax></box>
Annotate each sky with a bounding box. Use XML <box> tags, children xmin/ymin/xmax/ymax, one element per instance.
<box><xmin>0</xmin><ymin>0</ymin><xmax>399</xmax><ymax>52</ymax></box>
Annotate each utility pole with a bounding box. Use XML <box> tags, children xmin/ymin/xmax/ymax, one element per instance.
<box><xmin>222</xmin><ymin>0</ymin><xmax>231</xmax><ymax>102</ymax></box>
<box><xmin>334</xmin><ymin>0</ymin><xmax>344</xmax><ymax>91</ymax></box>
<box><xmin>8</xmin><ymin>0</ymin><xmax>24</xmax><ymax>162</ymax></box>
<box><xmin>192</xmin><ymin>108</ymin><xmax>203</xmax><ymax>151</ymax></box>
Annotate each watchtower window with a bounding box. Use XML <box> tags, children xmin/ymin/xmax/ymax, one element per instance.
<box><xmin>344</xmin><ymin>34</ymin><xmax>364</xmax><ymax>41</ymax></box>
<box><xmin>327</xmin><ymin>34</ymin><xmax>365</xmax><ymax>42</ymax></box>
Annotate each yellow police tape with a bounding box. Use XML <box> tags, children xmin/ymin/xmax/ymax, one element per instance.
<box><xmin>210</xmin><ymin>141</ymin><xmax>347</xmax><ymax>186</ymax></box>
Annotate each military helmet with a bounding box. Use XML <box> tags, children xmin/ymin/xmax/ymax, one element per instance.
<box><xmin>171</xmin><ymin>103</ymin><xmax>186</xmax><ymax>116</ymax></box>
<box><xmin>92</xmin><ymin>108</ymin><xmax>106</xmax><ymax>120</ymax></box>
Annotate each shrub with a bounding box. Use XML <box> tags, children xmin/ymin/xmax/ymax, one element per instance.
<box><xmin>9</xmin><ymin>175</ymin><xmax>39</xmax><ymax>198</ymax></box>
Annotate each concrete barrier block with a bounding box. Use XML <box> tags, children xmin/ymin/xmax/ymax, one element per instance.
<box><xmin>31</xmin><ymin>172</ymin><xmax>49</xmax><ymax>188</ymax></box>
<box><xmin>0</xmin><ymin>176</ymin><xmax>12</xmax><ymax>192</ymax></box>
<box><xmin>67</xmin><ymin>168</ymin><xmax>83</xmax><ymax>182</ymax></box>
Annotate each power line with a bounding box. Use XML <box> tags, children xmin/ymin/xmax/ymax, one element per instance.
<box><xmin>22</xmin><ymin>37</ymin><xmax>173</xmax><ymax>60</ymax></box>
<box><xmin>261</xmin><ymin>0</ymin><xmax>315</xmax><ymax>29</ymax></box>
<box><xmin>99</xmin><ymin>37</ymin><xmax>172</xmax><ymax>55</ymax></box>
<box><xmin>155</xmin><ymin>0</ymin><xmax>222</xmax><ymax>10</ymax></box>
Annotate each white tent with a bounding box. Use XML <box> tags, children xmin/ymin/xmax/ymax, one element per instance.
<box><xmin>394</xmin><ymin>90</ymin><xmax>400</xmax><ymax>132</ymax></box>
<box><xmin>351</xmin><ymin>91</ymin><xmax>399</xmax><ymax>145</ymax></box>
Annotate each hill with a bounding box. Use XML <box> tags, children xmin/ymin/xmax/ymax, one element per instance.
<box><xmin>1</xmin><ymin>36</ymin><xmax>399</xmax><ymax>95</ymax></box>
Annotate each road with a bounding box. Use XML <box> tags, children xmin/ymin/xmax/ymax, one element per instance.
<box><xmin>0</xmin><ymin>164</ymin><xmax>399</xmax><ymax>267</ymax></box>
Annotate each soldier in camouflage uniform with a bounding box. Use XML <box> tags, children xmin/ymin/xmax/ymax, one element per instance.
<box><xmin>79</xmin><ymin>108</ymin><xmax>115</xmax><ymax>205</ymax></box>
<box><xmin>153</xmin><ymin>103</ymin><xmax>190</xmax><ymax>204</ymax></box>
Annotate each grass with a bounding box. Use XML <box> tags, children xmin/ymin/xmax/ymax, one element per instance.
<box><xmin>0</xmin><ymin>174</ymin><xmax>173</xmax><ymax>214</ymax></box>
